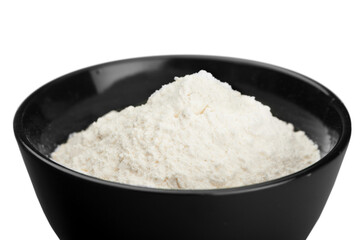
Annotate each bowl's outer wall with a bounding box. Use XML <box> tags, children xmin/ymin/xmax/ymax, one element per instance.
<box><xmin>15</xmin><ymin>56</ymin><xmax>351</xmax><ymax>240</ymax></box>
<box><xmin>21</xmin><ymin>142</ymin><xmax>344</xmax><ymax>240</ymax></box>
<box><xmin>18</xmin><ymin>143</ymin><xmax>347</xmax><ymax>240</ymax></box>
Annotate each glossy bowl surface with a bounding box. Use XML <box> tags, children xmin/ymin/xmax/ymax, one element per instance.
<box><xmin>14</xmin><ymin>55</ymin><xmax>351</xmax><ymax>240</ymax></box>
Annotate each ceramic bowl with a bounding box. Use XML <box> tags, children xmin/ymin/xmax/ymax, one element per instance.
<box><xmin>14</xmin><ymin>55</ymin><xmax>351</xmax><ymax>240</ymax></box>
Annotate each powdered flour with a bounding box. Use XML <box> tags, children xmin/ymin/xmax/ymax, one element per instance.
<box><xmin>51</xmin><ymin>70</ymin><xmax>320</xmax><ymax>189</ymax></box>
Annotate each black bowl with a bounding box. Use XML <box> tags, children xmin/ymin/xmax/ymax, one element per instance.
<box><xmin>14</xmin><ymin>55</ymin><xmax>351</xmax><ymax>240</ymax></box>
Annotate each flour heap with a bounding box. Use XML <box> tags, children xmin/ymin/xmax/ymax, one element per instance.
<box><xmin>51</xmin><ymin>70</ymin><xmax>320</xmax><ymax>189</ymax></box>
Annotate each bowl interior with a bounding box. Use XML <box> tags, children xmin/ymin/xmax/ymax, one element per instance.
<box><xmin>19</xmin><ymin>56</ymin><xmax>344</xmax><ymax>167</ymax></box>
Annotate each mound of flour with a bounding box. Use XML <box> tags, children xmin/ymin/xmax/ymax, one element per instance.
<box><xmin>51</xmin><ymin>70</ymin><xmax>320</xmax><ymax>189</ymax></box>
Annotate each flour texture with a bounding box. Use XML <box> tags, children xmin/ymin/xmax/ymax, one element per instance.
<box><xmin>51</xmin><ymin>70</ymin><xmax>320</xmax><ymax>189</ymax></box>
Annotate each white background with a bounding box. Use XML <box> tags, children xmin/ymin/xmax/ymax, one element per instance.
<box><xmin>1</xmin><ymin>1</ymin><xmax>359</xmax><ymax>239</ymax></box>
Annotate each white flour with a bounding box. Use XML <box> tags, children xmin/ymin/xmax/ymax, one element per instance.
<box><xmin>51</xmin><ymin>70</ymin><xmax>320</xmax><ymax>189</ymax></box>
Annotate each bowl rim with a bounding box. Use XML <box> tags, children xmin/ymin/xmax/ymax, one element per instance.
<box><xmin>13</xmin><ymin>54</ymin><xmax>352</xmax><ymax>196</ymax></box>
